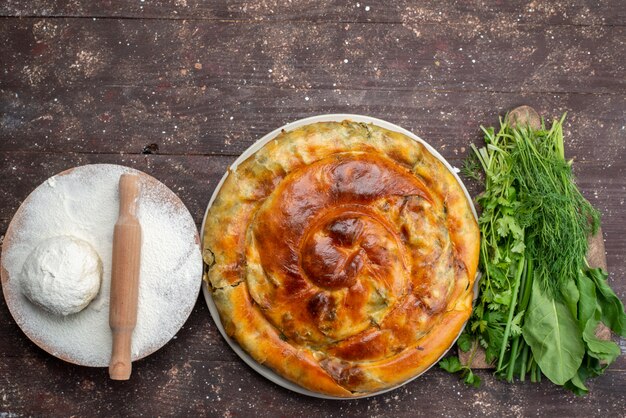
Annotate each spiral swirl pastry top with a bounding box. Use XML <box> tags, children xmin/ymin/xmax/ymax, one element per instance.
<box><xmin>203</xmin><ymin>121</ymin><xmax>479</xmax><ymax>397</ymax></box>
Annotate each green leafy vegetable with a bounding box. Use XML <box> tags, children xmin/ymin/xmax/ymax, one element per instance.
<box><xmin>587</xmin><ymin>267</ymin><xmax>626</xmax><ymax>337</ymax></box>
<box><xmin>457</xmin><ymin>332</ymin><xmax>473</xmax><ymax>353</ymax></box>
<box><xmin>576</xmin><ymin>272</ymin><xmax>597</xmax><ymax>330</ymax></box>
<box><xmin>583</xmin><ymin>318</ymin><xmax>620</xmax><ymax>364</ymax></box>
<box><xmin>439</xmin><ymin>356</ymin><xmax>481</xmax><ymax>388</ymax></box>
<box><xmin>439</xmin><ymin>356</ymin><xmax>463</xmax><ymax>373</ymax></box>
<box><xmin>439</xmin><ymin>113</ymin><xmax>626</xmax><ymax>395</ymax></box>
<box><xmin>522</xmin><ymin>280</ymin><xmax>584</xmax><ymax>385</ymax></box>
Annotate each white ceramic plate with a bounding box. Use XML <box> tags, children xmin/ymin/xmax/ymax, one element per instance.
<box><xmin>201</xmin><ymin>114</ymin><xmax>479</xmax><ymax>399</ymax></box>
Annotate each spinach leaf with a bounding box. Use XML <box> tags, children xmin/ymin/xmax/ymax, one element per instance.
<box><xmin>564</xmin><ymin>371</ymin><xmax>588</xmax><ymax>396</ymax></box>
<box><xmin>565</xmin><ymin>355</ymin><xmax>607</xmax><ymax>396</ymax></box>
<box><xmin>560</xmin><ymin>278</ymin><xmax>579</xmax><ymax>321</ymax></box>
<box><xmin>522</xmin><ymin>280</ymin><xmax>584</xmax><ymax>385</ymax></box>
<box><xmin>577</xmin><ymin>270</ymin><xmax>620</xmax><ymax>363</ymax></box>
<box><xmin>576</xmin><ymin>271</ymin><xmax>597</xmax><ymax>330</ymax></box>
<box><xmin>587</xmin><ymin>268</ymin><xmax>626</xmax><ymax>337</ymax></box>
<box><xmin>582</xmin><ymin>310</ymin><xmax>621</xmax><ymax>364</ymax></box>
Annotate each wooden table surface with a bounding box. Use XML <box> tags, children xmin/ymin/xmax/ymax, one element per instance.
<box><xmin>1</xmin><ymin>1</ymin><xmax>625</xmax><ymax>416</ymax></box>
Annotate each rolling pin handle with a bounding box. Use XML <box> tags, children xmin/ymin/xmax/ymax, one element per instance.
<box><xmin>118</xmin><ymin>173</ymin><xmax>140</xmax><ymax>217</ymax></box>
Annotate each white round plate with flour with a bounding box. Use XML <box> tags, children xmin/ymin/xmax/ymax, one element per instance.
<box><xmin>201</xmin><ymin>114</ymin><xmax>479</xmax><ymax>399</ymax></box>
<box><xmin>1</xmin><ymin>164</ymin><xmax>203</xmax><ymax>367</ymax></box>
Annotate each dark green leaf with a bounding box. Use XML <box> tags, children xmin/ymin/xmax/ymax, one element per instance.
<box><xmin>487</xmin><ymin>302</ymin><xmax>502</xmax><ymax>311</ymax></box>
<box><xmin>511</xmin><ymin>240</ymin><xmax>526</xmax><ymax>254</ymax></box>
<box><xmin>485</xmin><ymin>311</ymin><xmax>505</xmax><ymax>324</ymax></box>
<box><xmin>493</xmin><ymin>289</ymin><xmax>512</xmax><ymax>306</ymax></box>
<box><xmin>583</xmin><ymin>332</ymin><xmax>620</xmax><ymax>364</ymax></box>
<box><xmin>509</xmin><ymin>310</ymin><xmax>525</xmax><ymax>337</ymax></box>
<box><xmin>564</xmin><ymin>372</ymin><xmax>588</xmax><ymax>396</ymax></box>
<box><xmin>583</xmin><ymin>310</ymin><xmax>621</xmax><ymax>364</ymax></box>
<box><xmin>485</xmin><ymin>345</ymin><xmax>499</xmax><ymax>365</ymax></box>
<box><xmin>577</xmin><ymin>271</ymin><xmax>598</xmax><ymax>330</ymax></box>
<box><xmin>439</xmin><ymin>357</ymin><xmax>462</xmax><ymax>373</ymax></box>
<box><xmin>587</xmin><ymin>268</ymin><xmax>626</xmax><ymax>337</ymax></box>
<box><xmin>478</xmin><ymin>336</ymin><xmax>488</xmax><ymax>349</ymax></box>
<box><xmin>457</xmin><ymin>332</ymin><xmax>473</xmax><ymax>353</ymax></box>
<box><xmin>464</xmin><ymin>370</ymin><xmax>482</xmax><ymax>388</ymax></box>
<box><xmin>496</xmin><ymin>215</ymin><xmax>522</xmax><ymax>239</ymax></box>
<box><xmin>486</xmin><ymin>324</ymin><xmax>504</xmax><ymax>350</ymax></box>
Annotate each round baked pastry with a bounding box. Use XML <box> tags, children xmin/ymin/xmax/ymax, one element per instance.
<box><xmin>203</xmin><ymin>121</ymin><xmax>479</xmax><ymax>397</ymax></box>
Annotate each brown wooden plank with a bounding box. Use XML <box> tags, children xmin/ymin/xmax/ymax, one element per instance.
<box><xmin>0</xmin><ymin>19</ymin><xmax>624</xmax><ymax>97</ymax></box>
<box><xmin>1</xmin><ymin>0</ymin><xmax>625</xmax><ymax>26</ymax></box>
<box><xmin>1</xmin><ymin>18</ymin><xmax>624</xmax><ymax>160</ymax></box>
<box><xmin>1</xmin><ymin>84</ymin><xmax>625</xmax><ymax>159</ymax></box>
<box><xmin>0</xmin><ymin>153</ymin><xmax>233</xmax><ymax>226</ymax></box>
<box><xmin>0</xmin><ymin>340</ymin><xmax>624</xmax><ymax>417</ymax></box>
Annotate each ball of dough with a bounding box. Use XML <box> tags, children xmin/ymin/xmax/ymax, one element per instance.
<box><xmin>20</xmin><ymin>236</ymin><xmax>103</xmax><ymax>316</ymax></box>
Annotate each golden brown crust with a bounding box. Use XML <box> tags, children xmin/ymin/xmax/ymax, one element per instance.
<box><xmin>203</xmin><ymin>121</ymin><xmax>479</xmax><ymax>396</ymax></box>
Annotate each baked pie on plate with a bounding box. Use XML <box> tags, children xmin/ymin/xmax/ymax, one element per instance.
<box><xmin>202</xmin><ymin>115</ymin><xmax>479</xmax><ymax>398</ymax></box>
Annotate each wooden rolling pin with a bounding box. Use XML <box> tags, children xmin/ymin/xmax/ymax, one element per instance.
<box><xmin>109</xmin><ymin>173</ymin><xmax>142</xmax><ymax>380</ymax></box>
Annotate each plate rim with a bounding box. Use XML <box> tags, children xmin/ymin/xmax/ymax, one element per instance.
<box><xmin>201</xmin><ymin>114</ymin><xmax>479</xmax><ymax>399</ymax></box>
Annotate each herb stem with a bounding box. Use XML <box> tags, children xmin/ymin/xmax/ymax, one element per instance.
<box><xmin>496</xmin><ymin>256</ymin><xmax>525</xmax><ymax>372</ymax></box>
<box><xmin>507</xmin><ymin>336</ymin><xmax>520</xmax><ymax>382</ymax></box>
<box><xmin>519</xmin><ymin>344</ymin><xmax>529</xmax><ymax>381</ymax></box>
<box><xmin>520</xmin><ymin>257</ymin><xmax>533</xmax><ymax>311</ymax></box>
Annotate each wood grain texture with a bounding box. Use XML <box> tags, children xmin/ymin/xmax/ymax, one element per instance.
<box><xmin>1</xmin><ymin>0</ymin><xmax>625</xmax><ymax>416</ymax></box>
<box><xmin>1</xmin><ymin>18</ymin><xmax>624</xmax><ymax>159</ymax></box>
<box><xmin>1</xmin><ymin>19</ymin><xmax>624</xmax><ymax>95</ymax></box>
<box><xmin>1</xmin><ymin>0</ymin><xmax>625</xmax><ymax>25</ymax></box>
<box><xmin>1</xmin><ymin>85</ymin><xmax>625</xmax><ymax>158</ymax></box>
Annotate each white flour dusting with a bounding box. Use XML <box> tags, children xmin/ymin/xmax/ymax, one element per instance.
<box><xmin>2</xmin><ymin>164</ymin><xmax>202</xmax><ymax>367</ymax></box>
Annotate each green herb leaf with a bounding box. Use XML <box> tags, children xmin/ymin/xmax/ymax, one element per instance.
<box><xmin>583</xmin><ymin>327</ymin><xmax>620</xmax><ymax>364</ymax></box>
<box><xmin>457</xmin><ymin>332</ymin><xmax>473</xmax><ymax>353</ymax></box>
<box><xmin>582</xmin><ymin>308</ymin><xmax>621</xmax><ymax>364</ymax></box>
<box><xmin>509</xmin><ymin>310</ymin><xmax>525</xmax><ymax>337</ymax></box>
<box><xmin>511</xmin><ymin>240</ymin><xmax>526</xmax><ymax>254</ymax></box>
<box><xmin>439</xmin><ymin>357</ymin><xmax>462</xmax><ymax>373</ymax></box>
<box><xmin>463</xmin><ymin>370</ymin><xmax>482</xmax><ymax>388</ymax></box>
